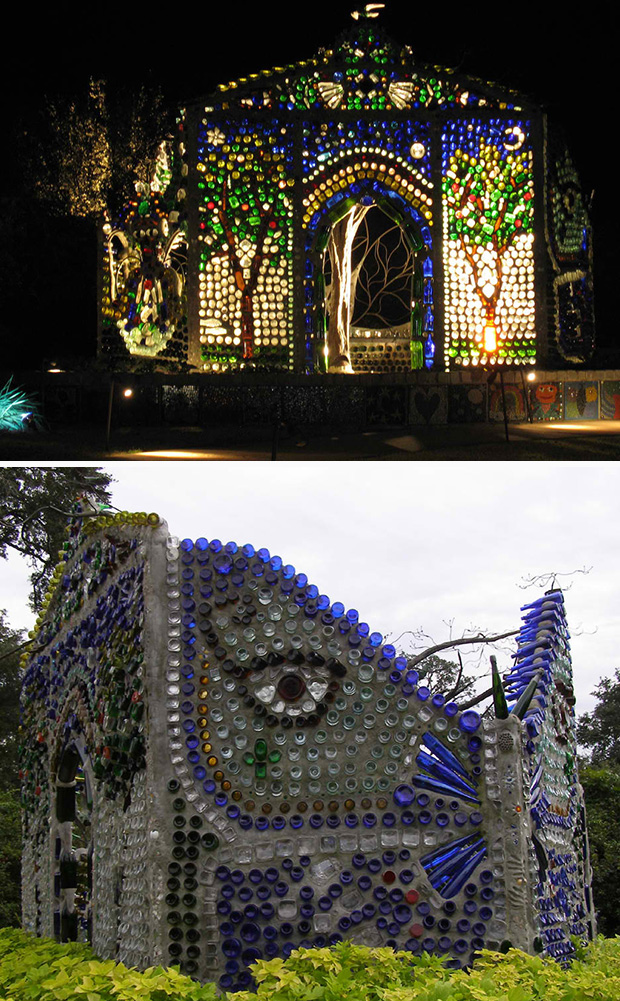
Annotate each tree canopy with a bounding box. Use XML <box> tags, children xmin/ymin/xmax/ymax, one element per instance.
<box><xmin>579</xmin><ymin>766</ymin><xmax>620</xmax><ymax>937</ymax></box>
<box><xmin>0</xmin><ymin>612</ymin><xmax>23</xmax><ymax>793</ymax></box>
<box><xmin>0</xmin><ymin>466</ymin><xmax>113</xmax><ymax>609</ymax></box>
<box><xmin>575</xmin><ymin>669</ymin><xmax>620</xmax><ymax>936</ymax></box>
<box><xmin>0</xmin><ymin>614</ymin><xmax>23</xmax><ymax>926</ymax></box>
<box><xmin>577</xmin><ymin>669</ymin><xmax>620</xmax><ymax>767</ymax></box>
<box><xmin>21</xmin><ymin>80</ymin><xmax>173</xmax><ymax>221</ymax></box>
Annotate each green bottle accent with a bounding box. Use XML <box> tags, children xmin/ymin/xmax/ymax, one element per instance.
<box><xmin>202</xmin><ymin>832</ymin><xmax>219</xmax><ymax>850</ymax></box>
<box><xmin>410</xmin><ymin>340</ymin><xmax>423</xmax><ymax>371</ymax></box>
<box><xmin>255</xmin><ymin>762</ymin><xmax>267</xmax><ymax>780</ymax></box>
<box><xmin>513</xmin><ymin>670</ymin><xmax>542</xmax><ymax>720</ymax></box>
<box><xmin>268</xmin><ymin>750</ymin><xmax>281</xmax><ymax>763</ymax></box>
<box><xmin>243</xmin><ymin>752</ymin><xmax>255</xmax><ymax>766</ymax></box>
<box><xmin>254</xmin><ymin>739</ymin><xmax>267</xmax><ymax>761</ymax></box>
<box><xmin>491</xmin><ymin>656</ymin><xmax>509</xmax><ymax>719</ymax></box>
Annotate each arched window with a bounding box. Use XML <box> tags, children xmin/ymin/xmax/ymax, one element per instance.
<box><xmin>54</xmin><ymin>738</ymin><xmax>94</xmax><ymax>943</ymax></box>
<box><xmin>311</xmin><ymin>191</ymin><xmax>433</xmax><ymax>373</ymax></box>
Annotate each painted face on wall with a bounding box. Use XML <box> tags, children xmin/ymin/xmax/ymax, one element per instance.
<box><xmin>535</xmin><ymin>384</ymin><xmax>558</xmax><ymax>413</ymax></box>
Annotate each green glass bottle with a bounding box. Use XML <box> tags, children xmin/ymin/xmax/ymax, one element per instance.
<box><xmin>491</xmin><ymin>656</ymin><xmax>509</xmax><ymax>719</ymax></box>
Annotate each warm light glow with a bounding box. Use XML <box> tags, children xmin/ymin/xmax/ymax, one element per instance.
<box><xmin>134</xmin><ymin>450</ymin><xmax>223</xmax><ymax>459</ymax></box>
<box><xmin>527</xmin><ymin>372</ymin><xmax>537</xmax><ymax>382</ymax></box>
<box><xmin>483</xmin><ymin>321</ymin><xmax>497</xmax><ymax>353</ymax></box>
<box><xmin>123</xmin><ymin>388</ymin><xmax>133</xmax><ymax>398</ymax></box>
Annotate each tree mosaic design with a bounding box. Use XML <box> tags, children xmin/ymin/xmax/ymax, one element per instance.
<box><xmin>442</xmin><ymin>121</ymin><xmax>536</xmax><ymax>368</ymax></box>
<box><xmin>93</xmin><ymin>17</ymin><xmax>595</xmax><ymax>376</ymax></box>
<box><xmin>101</xmin><ymin>140</ymin><xmax>189</xmax><ymax>363</ymax></box>
<box><xmin>196</xmin><ymin>121</ymin><xmax>294</xmax><ymax>370</ymax></box>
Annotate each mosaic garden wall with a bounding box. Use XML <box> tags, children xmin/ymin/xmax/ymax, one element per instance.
<box><xmin>21</xmin><ymin>508</ymin><xmax>595</xmax><ymax>989</ymax></box>
<box><xmin>98</xmin><ymin>21</ymin><xmax>595</xmax><ymax>375</ymax></box>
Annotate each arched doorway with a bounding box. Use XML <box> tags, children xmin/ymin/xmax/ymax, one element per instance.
<box><xmin>54</xmin><ymin>737</ymin><xmax>94</xmax><ymax>943</ymax></box>
<box><xmin>312</xmin><ymin>192</ymin><xmax>433</xmax><ymax>373</ymax></box>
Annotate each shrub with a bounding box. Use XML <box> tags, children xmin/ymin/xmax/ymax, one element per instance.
<box><xmin>2</xmin><ymin>929</ymin><xmax>620</xmax><ymax>1001</ymax></box>
<box><xmin>228</xmin><ymin>939</ymin><xmax>620</xmax><ymax>1001</ymax></box>
<box><xmin>0</xmin><ymin>927</ymin><xmax>219</xmax><ymax>1001</ymax></box>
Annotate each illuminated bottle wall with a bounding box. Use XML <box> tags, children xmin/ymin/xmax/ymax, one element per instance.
<box><xmin>21</xmin><ymin>505</ymin><xmax>595</xmax><ymax>988</ymax></box>
<box><xmin>98</xmin><ymin>22</ymin><xmax>594</xmax><ymax>374</ymax></box>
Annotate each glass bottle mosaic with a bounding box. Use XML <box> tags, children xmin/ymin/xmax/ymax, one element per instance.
<box><xmin>21</xmin><ymin>509</ymin><xmax>595</xmax><ymax>988</ymax></box>
<box><xmin>98</xmin><ymin>21</ymin><xmax>595</xmax><ymax>373</ymax></box>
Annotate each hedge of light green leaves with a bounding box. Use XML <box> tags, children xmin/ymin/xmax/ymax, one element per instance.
<box><xmin>1</xmin><ymin>927</ymin><xmax>620</xmax><ymax>1001</ymax></box>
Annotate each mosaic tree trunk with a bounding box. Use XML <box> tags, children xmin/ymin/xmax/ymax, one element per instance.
<box><xmin>217</xmin><ymin>180</ymin><xmax>277</xmax><ymax>360</ymax></box>
<box><xmin>324</xmin><ymin>205</ymin><xmax>369</xmax><ymax>371</ymax></box>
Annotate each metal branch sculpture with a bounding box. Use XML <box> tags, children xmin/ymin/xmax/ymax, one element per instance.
<box><xmin>324</xmin><ymin>205</ymin><xmax>415</xmax><ymax>371</ymax></box>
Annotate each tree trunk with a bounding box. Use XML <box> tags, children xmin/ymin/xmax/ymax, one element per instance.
<box><xmin>324</xmin><ymin>205</ymin><xmax>369</xmax><ymax>372</ymax></box>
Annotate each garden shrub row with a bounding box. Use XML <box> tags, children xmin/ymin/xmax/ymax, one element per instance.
<box><xmin>1</xmin><ymin>927</ymin><xmax>620</xmax><ymax>1001</ymax></box>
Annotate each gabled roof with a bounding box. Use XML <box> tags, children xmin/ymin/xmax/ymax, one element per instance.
<box><xmin>199</xmin><ymin>22</ymin><xmax>532</xmax><ymax>114</ymax></box>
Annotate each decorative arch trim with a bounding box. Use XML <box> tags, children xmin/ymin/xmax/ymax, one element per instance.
<box><xmin>303</xmin><ymin>175</ymin><xmax>435</xmax><ymax>372</ymax></box>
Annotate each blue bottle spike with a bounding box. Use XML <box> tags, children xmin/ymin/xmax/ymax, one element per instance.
<box><xmin>508</xmin><ymin>654</ymin><xmax>552</xmax><ymax>674</ymax></box>
<box><xmin>415</xmin><ymin>751</ymin><xmax>479</xmax><ymax>799</ymax></box>
<box><xmin>411</xmin><ymin>774</ymin><xmax>480</xmax><ymax>804</ymax></box>
<box><xmin>428</xmin><ymin>843</ymin><xmax>486</xmax><ymax>893</ymax></box>
<box><xmin>441</xmin><ymin>847</ymin><xmax>488</xmax><ymax>899</ymax></box>
<box><xmin>506</xmin><ymin>664</ymin><xmax>548</xmax><ymax>688</ymax></box>
<box><xmin>421</xmin><ymin>837</ymin><xmax>486</xmax><ymax>897</ymax></box>
<box><xmin>421</xmin><ymin>834</ymin><xmax>482</xmax><ymax>874</ymax></box>
<box><xmin>523</xmin><ymin>610</ymin><xmax>562</xmax><ymax>627</ymax></box>
<box><xmin>520</xmin><ymin>591</ymin><xmax>564</xmax><ymax>612</ymax></box>
<box><xmin>511</xmin><ymin>637</ymin><xmax>552</xmax><ymax>659</ymax></box>
<box><xmin>505</xmin><ymin>668</ymin><xmax>545</xmax><ymax>689</ymax></box>
<box><xmin>530</xmin><ymin>760</ymin><xmax>544</xmax><ymax>794</ymax></box>
<box><xmin>422</xmin><ymin>733</ymin><xmax>473</xmax><ymax>783</ymax></box>
<box><xmin>513</xmin><ymin>670</ymin><xmax>544</xmax><ymax>720</ymax></box>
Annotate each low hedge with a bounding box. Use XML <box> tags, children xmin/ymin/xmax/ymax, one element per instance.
<box><xmin>1</xmin><ymin>927</ymin><xmax>620</xmax><ymax>1001</ymax></box>
<box><xmin>0</xmin><ymin>927</ymin><xmax>218</xmax><ymax>1000</ymax></box>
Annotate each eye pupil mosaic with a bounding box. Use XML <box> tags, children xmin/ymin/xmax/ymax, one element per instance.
<box><xmin>21</xmin><ymin>508</ymin><xmax>595</xmax><ymax>988</ymax></box>
<box><xmin>99</xmin><ymin>20</ymin><xmax>594</xmax><ymax>374</ymax></box>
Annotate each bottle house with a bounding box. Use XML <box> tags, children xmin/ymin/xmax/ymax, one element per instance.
<box><xmin>99</xmin><ymin>20</ymin><xmax>594</xmax><ymax>377</ymax></box>
<box><xmin>21</xmin><ymin>504</ymin><xmax>595</xmax><ymax>987</ymax></box>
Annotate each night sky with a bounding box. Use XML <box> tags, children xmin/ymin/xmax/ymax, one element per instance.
<box><xmin>1</xmin><ymin>1</ymin><xmax>611</xmax><ymax>369</ymax></box>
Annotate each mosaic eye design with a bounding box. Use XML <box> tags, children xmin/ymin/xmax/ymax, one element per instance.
<box><xmin>21</xmin><ymin>510</ymin><xmax>595</xmax><ymax>987</ymax></box>
<box><xmin>164</xmin><ymin>536</ymin><xmax>501</xmax><ymax>989</ymax></box>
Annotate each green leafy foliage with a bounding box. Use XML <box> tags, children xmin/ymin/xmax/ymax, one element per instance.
<box><xmin>0</xmin><ymin>614</ymin><xmax>26</xmax><ymax>927</ymax></box>
<box><xmin>0</xmin><ymin>611</ymin><xmax>24</xmax><ymax>792</ymax></box>
<box><xmin>0</xmin><ymin>466</ymin><xmax>113</xmax><ymax>609</ymax></box>
<box><xmin>579</xmin><ymin>766</ymin><xmax>620</xmax><ymax>936</ymax></box>
<box><xmin>576</xmin><ymin>669</ymin><xmax>620</xmax><ymax>935</ymax></box>
<box><xmin>0</xmin><ymin>792</ymin><xmax>21</xmax><ymax>927</ymax></box>
<box><xmin>405</xmin><ymin>655</ymin><xmax>477</xmax><ymax>703</ymax></box>
<box><xmin>225</xmin><ymin>941</ymin><xmax>620</xmax><ymax>1001</ymax></box>
<box><xmin>22</xmin><ymin>80</ymin><xmax>173</xmax><ymax>220</ymax></box>
<box><xmin>2</xmin><ymin>934</ymin><xmax>620</xmax><ymax>1001</ymax></box>
<box><xmin>0</xmin><ymin>928</ymin><xmax>219</xmax><ymax>1001</ymax></box>
<box><xmin>577</xmin><ymin>670</ymin><xmax>620</xmax><ymax>767</ymax></box>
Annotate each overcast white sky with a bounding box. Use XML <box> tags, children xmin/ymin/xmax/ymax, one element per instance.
<box><xmin>1</xmin><ymin>461</ymin><xmax>617</xmax><ymax>719</ymax></box>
